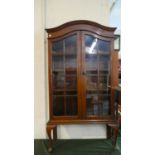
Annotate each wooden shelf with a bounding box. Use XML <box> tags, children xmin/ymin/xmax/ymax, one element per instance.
<box><xmin>85</xmin><ymin>52</ymin><xmax>110</xmax><ymax>56</ymax></box>
<box><xmin>53</xmin><ymin>89</ymin><xmax>77</xmax><ymax>92</ymax></box>
<box><xmin>53</xmin><ymin>52</ymin><xmax>76</xmax><ymax>56</ymax></box>
<box><xmin>53</xmin><ymin>94</ymin><xmax>77</xmax><ymax>96</ymax></box>
<box><xmin>52</xmin><ymin>68</ymin><xmax>77</xmax><ymax>72</ymax></box>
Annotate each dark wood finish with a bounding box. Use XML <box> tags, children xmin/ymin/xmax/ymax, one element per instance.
<box><xmin>46</xmin><ymin>20</ymin><xmax>116</xmax><ymax>32</ymax></box>
<box><xmin>53</xmin><ymin>126</ymin><xmax>57</xmax><ymax>142</ymax></box>
<box><xmin>45</xmin><ymin>20</ymin><xmax>119</xmax><ymax>151</ymax></box>
<box><xmin>106</xmin><ymin>125</ymin><xmax>112</xmax><ymax>139</ymax></box>
<box><xmin>46</xmin><ymin>20</ymin><xmax>116</xmax><ymax>39</ymax></box>
<box><xmin>46</xmin><ymin>125</ymin><xmax>57</xmax><ymax>152</ymax></box>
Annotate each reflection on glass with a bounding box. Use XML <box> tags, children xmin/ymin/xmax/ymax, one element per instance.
<box><xmin>85</xmin><ymin>35</ymin><xmax>97</xmax><ymax>54</ymax></box>
<box><xmin>53</xmin><ymin>96</ymin><xmax>64</xmax><ymax>116</ymax></box>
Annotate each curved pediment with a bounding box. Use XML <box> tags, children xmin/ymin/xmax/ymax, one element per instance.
<box><xmin>46</xmin><ymin>20</ymin><xmax>116</xmax><ymax>33</ymax></box>
<box><xmin>46</xmin><ymin>20</ymin><xmax>116</xmax><ymax>39</ymax></box>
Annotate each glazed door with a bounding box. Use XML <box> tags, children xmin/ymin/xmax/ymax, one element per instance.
<box><xmin>50</xmin><ymin>33</ymin><xmax>81</xmax><ymax>117</ymax></box>
<box><xmin>81</xmin><ymin>32</ymin><xmax>112</xmax><ymax>117</ymax></box>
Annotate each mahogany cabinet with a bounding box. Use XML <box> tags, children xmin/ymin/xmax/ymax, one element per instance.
<box><xmin>45</xmin><ymin>20</ymin><xmax>119</xmax><ymax>151</ymax></box>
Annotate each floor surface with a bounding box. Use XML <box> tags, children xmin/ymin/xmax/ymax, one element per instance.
<box><xmin>34</xmin><ymin>136</ymin><xmax>121</xmax><ymax>155</ymax></box>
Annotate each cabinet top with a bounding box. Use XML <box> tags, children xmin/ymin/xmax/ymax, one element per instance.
<box><xmin>45</xmin><ymin>20</ymin><xmax>116</xmax><ymax>38</ymax></box>
<box><xmin>46</xmin><ymin>20</ymin><xmax>116</xmax><ymax>32</ymax></box>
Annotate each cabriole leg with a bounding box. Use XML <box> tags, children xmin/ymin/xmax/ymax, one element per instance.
<box><xmin>53</xmin><ymin>126</ymin><xmax>57</xmax><ymax>142</ymax></box>
<box><xmin>112</xmin><ymin>127</ymin><xmax>119</xmax><ymax>150</ymax></box>
<box><xmin>46</xmin><ymin>125</ymin><xmax>56</xmax><ymax>152</ymax></box>
<box><xmin>107</xmin><ymin>125</ymin><xmax>112</xmax><ymax>139</ymax></box>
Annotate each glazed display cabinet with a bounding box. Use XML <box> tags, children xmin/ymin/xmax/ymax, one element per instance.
<box><xmin>45</xmin><ymin>20</ymin><xmax>119</xmax><ymax>151</ymax></box>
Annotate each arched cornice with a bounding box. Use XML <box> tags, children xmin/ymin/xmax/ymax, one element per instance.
<box><xmin>46</xmin><ymin>20</ymin><xmax>116</xmax><ymax>33</ymax></box>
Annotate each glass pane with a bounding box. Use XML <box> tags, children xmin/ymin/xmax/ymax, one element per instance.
<box><xmin>53</xmin><ymin>55</ymin><xmax>64</xmax><ymax>70</ymax></box>
<box><xmin>66</xmin><ymin>69</ymin><xmax>76</xmax><ymax>75</ymax></box>
<box><xmin>66</xmin><ymin>96</ymin><xmax>77</xmax><ymax>115</ymax></box>
<box><xmin>86</xmin><ymin>94</ymin><xmax>110</xmax><ymax>116</ymax></box>
<box><xmin>85</xmin><ymin>35</ymin><xmax>97</xmax><ymax>54</ymax></box>
<box><xmin>99</xmin><ymin>55</ymin><xmax>110</xmax><ymax>71</ymax></box>
<box><xmin>85</xmin><ymin>35</ymin><xmax>98</xmax><ymax>71</ymax></box>
<box><xmin>98</xmin><ymin>76</ymin><xmax>109</xmax><ymax>90</ymax></box>
<box><xmin>66</xmin><ymin>76</ymin><xmax>77</xmax><ymax>89</ymax></box>
<box><xmin>98</xmin><ymin>95</ymin><xmax>110</xmax><ymax>115</ymax></box>
<box><xmin>53</xmin><ymin>90</ymin><xmax>64</xmax><ymax>95</ymax></box>
<box><xmin>86</xmin><ymin>94</ymin><xmax>99</xmax><ymax>115</ymax></box>
<box><xmin>87</xmin><ymin>90</ymin><xmax>98</xmax><ymax>95</ymax></box>
<box><xmin>86</xmin><ymin>70</ymin><xmax>98</xmax><ymax>75</ymax></box>
<box><xmin>52</xmin><ymin>34</ymin><xmax>78</xmax><ymax>117</ymax></box>
<box><xmin>85</xmin><ymin>34</ymin><xmax>111</xmax><ymax>117</ymax></box>
<box><xmin>65</xmin><ymin>55</ymin><xmax>76</xmax><ymax>69</ymax></box>
<box><xmin>99</xmin><ymin>70</ymin><xmax>109</xmax><ymax>76</ymax></box>
<box><xmin>98</xmin><ymin>39</ymin><xmax>110</xmax><ymax>53</ymax></box>
<box><xmin>64</xmin><ymin>35</ymin><xmax>77</xmax><ymax>105</ymax></box>
<box><xmin>86</xmin><ymin>76</ymin><xmax>98</xmax><ymax>90</ymax></box>
<box><xmin>65</xmin><ymin>35</ymin><xmax>77</xmax><ymax>54</ymax></box>
<box><xmin>66</xmin><ymin>90</ymin><xmax>77</xmax><ymax>95</ymax></box>
<box><xmin>85</xmin><ymin>54</ymin><xmax>97</xmax><ymax>70</ymax></box>
<box><xmin>53</xmin><ymin>71</ymin><xmax>64</xmax><ymax>89</ymax></box>
<box><xmin>53</xmin><ymin>96</ymin><xmax>65</xmax><ymax>116</ymax></box>
<box><xmin>52</xmin><ymin>40</ymin><xmax>63</xmax><ymax>54</ymax></box>
<box><xmin>64</xmin><ymin>35</ymin><xmax>77</xmax><ymax>91</ymax></box>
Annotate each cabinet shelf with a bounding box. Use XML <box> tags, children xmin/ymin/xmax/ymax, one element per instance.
<box><xmin>66</xmin><ymin>69</ymin><xmax>77</xmax><ymax>72</ymax></box>
<box><xmin>53</xmin><ymin>52</ymin><xmax>77</xmax><ymax>56</ymax></box>
<box><xmin>86</xmin><ymin>69</ymin><xmax>109</xmax><ymax>72</ymax></box>
<box><xmin>53</xmin><ymin>94</ymin><xmax>77</xmax><ymax>96</ymax></box>
<box><xmin>86</xmin><ymin>89</ymin><xmax>109</xmax><ymax>92</ymax></box>
<box><xmin>85</xmin><ymin>52</ymin><xmax>110</xmax><ymax>56</ymax></box>
<box><xmin>52</xmin><ymin>68</ymin><xmax>77</xmax><ymax>72</ymax></box>
<box><xmin>53</xmin><ymin>89</ymin><xmax>77</xmax><ymax>92</ymax></box>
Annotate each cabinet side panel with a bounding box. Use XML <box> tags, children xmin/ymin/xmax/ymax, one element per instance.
<box><xmin>48</xmin><ymin>39</ymin><xmax>53</xmax><ymax>119</ymax></box>
<box><xmin>111</xmin><ymin>52</ymin><xmax>119</xmax><ymax>87</ymax></box>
